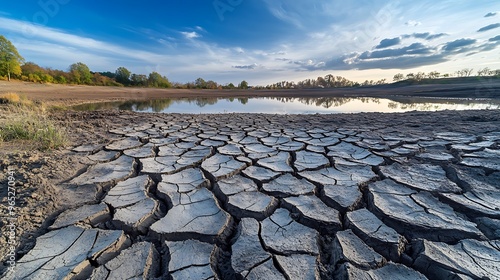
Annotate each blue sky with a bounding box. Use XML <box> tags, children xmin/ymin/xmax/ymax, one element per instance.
<box><xmin>0</xmin><ymin>0</ymin><xmax>499</xmax><ymax>85</ymax></box>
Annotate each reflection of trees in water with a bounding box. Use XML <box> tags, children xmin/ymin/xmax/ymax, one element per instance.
<box><xmin>182</xmin><ymin>97</ymin><xmax>243</xmax><ymax>108</ymax></box>
<box><xmin>194</xmin><ymin>98</ymin><xmax>219</xmax><ymax>108</ymax></box>
<box><xmin>267</xmin><ymin>97</ymin><xmax>385</xmax><ymax>108</ymax></box>
<box><xmin>73</xmin><ymin>96</ymin><xmax>500</xmax><ymax>113</ymax></box>
<box><xmin>387</xmin><ymin>97</ymin><xmax>500</xmax><ymax>111</ymax></box>
<box><xmin>387</xmin><ymin>102</ymin><xmax>399</xmax><ymax>109</ymax></box>
<box><xmin>149</xmin><ymin>99</ymin><xmax>174</xmax><ymax>112</ymax></box>
<box><xmin>238</xmin><ymin>98</ymin><xmax>249</xmax><ymax>105</ymax></box>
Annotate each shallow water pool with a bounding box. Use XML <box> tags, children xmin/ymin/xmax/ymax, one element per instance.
<box><xmin>71</xmin><ymin>96</ymin><xmax>500</xmax><ymax>114</ymax></box>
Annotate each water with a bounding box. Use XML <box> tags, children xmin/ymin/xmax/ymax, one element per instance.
<box><xmin>71</xmin><ymin>96</ymin><xmax>500</xmax><ymax>114</ymax></box>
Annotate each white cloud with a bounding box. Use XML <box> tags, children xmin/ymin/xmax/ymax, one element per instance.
<box><xmin>405</xmin><ymin>20</ymin><xmax>422</xmax><ymax>27</ymax></box>
<box><xmin>1</xmin><ymin>0</ymin><xmax>499</xmax><ymax>86</ymax></box>
<box><xmin>181</xmin><ymin>31</ymin><xmax>201</xmax><ymax>39</ymax></box>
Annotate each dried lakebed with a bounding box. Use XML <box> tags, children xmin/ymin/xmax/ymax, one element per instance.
<box><xmin>3</xmin><ymin>111</ymin><xmax>500</xmax><ymax>279</ymax></box>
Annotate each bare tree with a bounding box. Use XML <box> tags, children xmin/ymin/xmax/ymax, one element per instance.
<box><xmin>427</xmin><ymin>71</ymin><xmax>440</xmax><ymax>79</ymax></box>
<box><xmin>393</xmin><ymin>73</ymin><xmax>404</xmax><ymax>82</ymax></box>
<box><xmin>477</xmin><ymin>67</ymin><xmax>491</xmax><ymax>77</ymax></box>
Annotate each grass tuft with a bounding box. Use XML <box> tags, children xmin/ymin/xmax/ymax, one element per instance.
<box><xmin>0</xmin><ymin>95</ymin><xmax>68</xmax><ymax>150</ymax></box>
<box><xmin>0</xmin><ymin>92</ymin><xmax>21</xmax><ymax>104</ymax></box>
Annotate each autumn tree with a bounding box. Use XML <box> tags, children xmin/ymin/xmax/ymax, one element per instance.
<box><xmin>115</xmin><ymin>67</ymin><xmax>131</xmax><ymax>85</ymax></box>
<box><xmin>69</xmin><ymin>62</ymin><xmax>92</xmax><ymax>84</ymax></box>
<box><xmin>206</xmin><ymin>80</ymin><xmax>218</xmax><ymax>89</ymax></box>
<box><xmin>0</xmin><ymin>35</ymin><xmax>24</xmax><ymax>81</ymax></box>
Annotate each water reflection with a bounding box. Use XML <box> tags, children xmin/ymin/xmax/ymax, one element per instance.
<box><xmin>71</xmin><ymin>97</ymin><xmax>500</xmax><ymax>114</ymax></box>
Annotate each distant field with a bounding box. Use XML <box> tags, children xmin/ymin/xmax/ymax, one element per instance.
<box><xmin>1</xmin><ymin>79</ymin><xmax>499</xmax><ymax>106</ymax></box>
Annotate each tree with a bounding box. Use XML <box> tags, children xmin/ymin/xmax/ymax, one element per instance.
<box><xmin>456</xmin><ymin>68</ymin><xmax>474</xmax><ymax>77</ymax></box>
<box><xmin>324</xmin><ymin>74</ymin><xmax>334</xmax><ymax>87</ymax></box>
<box><xmin>131</xmin><ymin>74</ymin><xmax>147</xmax><ymax>87</ymax></box>
<box><xmin>477</xmin><ymin>67</ymin><xmax>491</xmax><ymax>77</ymax></box>
<box><xmin>0</xmin><ymin>35</ymin><xmax>24</xmax><ymax>81</ymax></box>
<box><xmin>147</xmin><ymin>72</ymin><xmax>171</xmax><ymax>88</ymax></box>
<box><xmin>238</xmin><ymin>80</ymin><xmax>249</xmax><ymax>89</ymax></box>
<box><xmin>115</xmin><ymin>67</ymin><xmax>131</xmax><ymax>85</ymax></box>
<box><xmin>21</xmin><ymin>62</ymin><xmax>44</xmax><ymax>75</ymax></box>
<box><xmin>393</xmin><ymin>73</ymin><xmax>404</xmax><ymax>82</ymax></box>
<box><xmin>414</xmin><ymin>72</ymin><xmax>426</xmax><ymax>81</ymax></box>
<box><xmin>206</xmin><ymin>80</ymin><xmax>218</xmax><ymax>89</ymax></box>
<box><xmin>428</xmin><ymin>71</ymin><xmax>440</xmax><ymax>79</ymax></box>
<box><xmin>224</xmin><ymin>83</ymin><xmax>235</xmax><ymax>89</ymax></box>
<box><xmin>406</xmin><ymin>73</ymin><xmax>415</xmax><ymax>80</ymax></box>
<box><xmin>69</xmin><ymin>62</ymin><xmax>92</xmax><ymax>84</ymax></box>
<box><xmin>316</xmin><ymin>76</ymin><xmax>327</xmax><ymax>88</ymax></box>
<box><xmin>195</xmin><ymin>77</ymin><xmax>207</xmax><ymax>89</ymax></box>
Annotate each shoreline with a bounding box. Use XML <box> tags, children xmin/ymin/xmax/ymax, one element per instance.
<box><xmin>1</xmin><ymin>80</ymin><xmax>499</xmax><ymax>107</ymax></box>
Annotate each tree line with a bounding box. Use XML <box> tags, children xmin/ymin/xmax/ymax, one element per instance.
<box><xmin>392</xmin><ymin>68</ymin><xmax>500</xmax><ymax>82</ymax></box>
<box><xmin>0</xmin><ymin>35</ymin><xmax>249</xmax><ymax>89</ymax></box>
<box><xmin>256</xmin><ymin>75</ymin><xmax>388</xmax><ymax>90</ymax></box>
<box><xmin>261</xmin><ymin>68</ymin><xmax>500</xmax><ymax>90</ymax></box>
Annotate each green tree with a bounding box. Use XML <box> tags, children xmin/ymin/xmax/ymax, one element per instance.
<box><xmin>0</xmin><ymin>35</ymin><xmax>24</xmax><ymax>81</ymax></box>
<box><xmin>195</xmin><ymin>77</ymin><xmax>207</xmax><ymax>89</ymax></box>
<box><xmin>238</xmin><ymin>80</ymin><xmax>249</xmax><ymax>89</ymax></box>
<box><xmin>131</xmin><ymin>74</ymin><xmax>147</xmax><ymax>87</ymax></box>
<box><xmin>115</xmin><ymin>67</ymin><xmax>131</xmax><ymax>85</ymax></box>
<box><xmin>69</xmin><ymin>62</ymin><xmax>92</xmax><ymax>84</ymax></box>
<box><xmin>147</xmin><ymin>72</ymin><xmax>171</xmax><ymax>88</ymax></box>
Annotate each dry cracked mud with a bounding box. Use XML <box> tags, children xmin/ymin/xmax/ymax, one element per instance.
<box><xmin>1</xmin><ymin>111</ymin><xmax>500</xmax><ymax>279</ymax></box>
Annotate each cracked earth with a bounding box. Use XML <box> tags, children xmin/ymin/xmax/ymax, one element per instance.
<box><xmin>2</xmin><ymin>111</ymin><xmax>500</xmax><ymax>279</ymax></box>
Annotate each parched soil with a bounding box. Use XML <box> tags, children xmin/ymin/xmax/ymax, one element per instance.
<box><xmin>0</xmin><ymin>107</ymin><xmax>499</xmax><ymax>279</ymax></box>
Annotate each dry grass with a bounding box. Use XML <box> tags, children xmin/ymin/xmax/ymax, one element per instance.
<box><xmin>0</xmin><ymin>94</ymin><xmax>68</xmax><ymax>150</ymax></box>
<box><xmin>0</xmin><ymin>92</ymin><xmax>35</xmax><ymax>106</ymax></box>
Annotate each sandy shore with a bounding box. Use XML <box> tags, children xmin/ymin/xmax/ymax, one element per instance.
<box><xmin>1</xmin><ymin>79</ymin><xmax>499</xmax><ymax>106</ymax></box>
